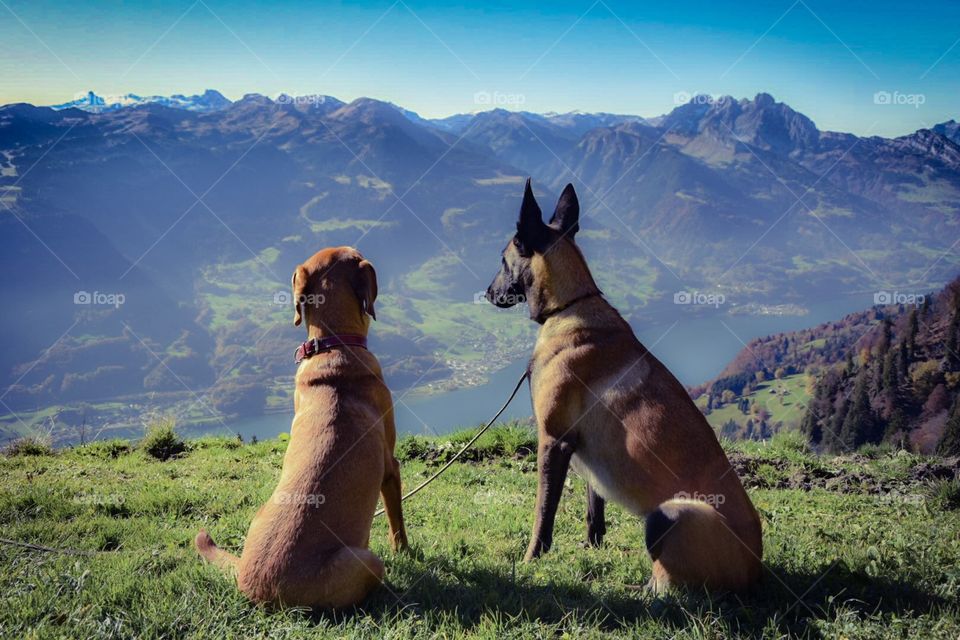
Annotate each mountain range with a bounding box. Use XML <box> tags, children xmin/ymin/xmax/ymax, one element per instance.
<box><xmin>51</xmin><ymin>90</ymin><xmax>234</xmax><ymax>113</ymax></box>
<box><xmin>2</xmin><ymin>90</ymin><xmax>959</xmax><ymax>443</ymax></box>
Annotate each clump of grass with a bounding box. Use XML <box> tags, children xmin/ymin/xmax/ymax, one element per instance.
<box><xmin>192</xmin><ymin>435</ymin><xmax>242</xmax><ymax>450</ymax></box>
<box><xmin>3</xmin><ymin>436</ymin><xmax>53</xmax><ymax>457</ymax></box>
<box><xmin>139</xmin><ymin>417</ymin><xmax>187</xmax><ymax>461</ymax></box>
<box><xmin>767</xmin><ymin>429</ymin><xmax>812</xmax><ymax>456</ymax></box>
<box><xmin>396</xmin><ymin>434</ymin><xmax>430</xmax><ymax>462</ymax></box>
<box><xmin>399</xmin><ymin>422</ymin><xmax>537</xmax><ymax>464</ymax></box>
<box><xmin>857</xmin><ymin>442</ymin><xmax>895</xmax><ymax>459</ymax></box>
<box><xmin>76</xmin><ymin>439</ymin><xmax>130</xmax><ymax>459</ymax></box>
<box><xmin>753</xmin><ymin>462</ymin><xmax>787</xmax><ymax>489</ymax></box>
<box><xmin>930</xmin><ymin>479</ymin><xmax>960</xmax><ymax>511</ymax></box>
<box><xmin>485</xmin><ymin>421</ymin><xmax>537</xmax><ymax>457</ymax></box>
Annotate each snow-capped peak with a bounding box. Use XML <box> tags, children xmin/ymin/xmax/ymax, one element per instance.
<box><xmin>50</xmin><ymin>90</ymin><xmax>231</xmax><ymax>113</ymax></box>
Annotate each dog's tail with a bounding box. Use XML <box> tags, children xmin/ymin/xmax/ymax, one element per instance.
<box><xmin>644</xmin><ymin>498</ymin><xmax>762</xmax><ymax>592</ymax></box>
<box><xmin>195</xmin><ymin>529</ymin><xmax>240</xmax><ymax>572</ymax></box>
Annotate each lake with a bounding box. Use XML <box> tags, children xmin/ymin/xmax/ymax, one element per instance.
<box><xmin>224</xmin><ymin>294</ymin><xmax>871</xmax><ymax>441</ymax></box>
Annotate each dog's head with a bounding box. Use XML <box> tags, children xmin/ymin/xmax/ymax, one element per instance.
<box><xmin>291</xmin><ymin>247</ymin><xmax>377</xmax><ymax>334</ymax></box>
<box><xmin>486</xmin><ymin>179</ymin><xmax>597</xmax><ymax>323</ymax></box>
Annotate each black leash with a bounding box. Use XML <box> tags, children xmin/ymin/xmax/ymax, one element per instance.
<box><xmin>0</xmin><ymin>537</ymin><xmax>98</xmax><ymax>556</ymax></box>
<box><xmin>374</xmin><ymin>370</ymin><xmax>529</xmax><ymax>517</ymax></box>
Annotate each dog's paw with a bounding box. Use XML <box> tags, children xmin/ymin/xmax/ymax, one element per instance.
<box><xmin>577</xmin><ymin>539</ymin><xmax>605</xmax><ymax>550</ymax></box>
<box><xmin>523</xmin><ymin>544</ymin><xmax>546</xmax><ymax>563</ymax></box>
<box><xmin>390</xmin><ymin>532</ymin><xmax>410</xmax><ymax>554</ymax></box>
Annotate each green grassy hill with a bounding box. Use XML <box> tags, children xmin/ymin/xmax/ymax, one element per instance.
<box><xmin>1</xmin><ymin>428</ymin><xmax>958</xmax><ymax>639</ymax></box>
<box><xmin>698</xmin><ymin>373</ymin><xmax>812</xmax><ymax>438</ymax></box>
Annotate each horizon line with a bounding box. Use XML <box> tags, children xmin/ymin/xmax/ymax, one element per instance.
<box><xmin>6</xmin><ymin>88</ymin><xmax>957</xmax><ymax>140</ymax></box>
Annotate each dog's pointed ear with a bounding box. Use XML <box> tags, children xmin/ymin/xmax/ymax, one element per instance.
<box><xmin>354</xmin><ymin>259</ymin><xmax>378</xmax><ymax>320</ymax></box>
<box><xmin>549</xmin><ymin>183</ymin><xmax>580</xmax><ymax>238</ymax></box>
<box><xmin>516</xmin><ymin>178</ymin><xmax>547</xmax><ymax>253</ymax></box>
<box><xmin>292</xmin><ymin>265</ymin><xmax>308</xmax><ymax>326</ymax></box>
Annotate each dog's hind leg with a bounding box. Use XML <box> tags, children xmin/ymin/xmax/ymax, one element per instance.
<box><xmin>585</xmin><ymin>484</ymin><xmax>606</xmax><ymax>547</ymax></box>
<box><xmin>644</xmin><ymin>499</ymin><xmax>761</xmax><ymax>593</ymax></box>
<box><xmin>276</xmin><ymin>546</ymin><xmax>385</xmax><ymax>609</ymax></box>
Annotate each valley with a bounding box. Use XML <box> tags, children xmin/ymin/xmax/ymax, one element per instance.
<box><xmin>1</xmin><ymin>90</ymin><xmax>958</xmax><ymax>445</ymax></box>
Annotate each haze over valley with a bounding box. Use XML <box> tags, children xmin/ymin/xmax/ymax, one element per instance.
<box><xmin>2</xmin><ymin>90</ymin><xmax>959</xmax><ymax>444</ymax></box>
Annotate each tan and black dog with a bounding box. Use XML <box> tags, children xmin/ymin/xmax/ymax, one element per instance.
<box><xmin>486</xmin><ymin>180</ymin><xmax>762</xmax><ymax>592</ymax></box>
<box><xmin>195</xmin><ymin>246</ymin><xmax>408</xmax><ymax>608</ymax></box>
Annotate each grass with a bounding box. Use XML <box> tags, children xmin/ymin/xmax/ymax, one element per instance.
<box><xmin>139</xmin><ymin>418</ymin><xmax>187</xmax><ymax>461</ymax></box>
<box><xmin>1</xmin><ymin>427</ymin><xmax>958</xmax><ymax>638</ymax></box>
<box><xmin>2</xmin><ymin>435</ymin><xmax>53</xmax><ymax>457</ymax></box>
<box><xmin>591</xmin><ymin>255</ymin><xmax>659</xmax><ymax>308</ymax></box>
<box><xmin>701</xmin><ymin>373</ymin><xmax>812</xmax><ymax>433</ymax></box>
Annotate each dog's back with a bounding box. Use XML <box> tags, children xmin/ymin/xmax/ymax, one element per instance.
<box><xmin>537</xmin><ymin>299</ymin><xmax>763</xmax><ymax>590</ymax></box>
<box><xmin>236</xmin><ymin>350</ymin><xmax>390</xmax><ymax>602</ymax></box>
<box><xmin>196</xmin><ymin>248</ymin><xmax>408</xmax><ymax>608</ymax></box>
<box><xmin>486</xmin><ymin>180</ymin><xmax>762</xmax><ymax>592</ymax></box>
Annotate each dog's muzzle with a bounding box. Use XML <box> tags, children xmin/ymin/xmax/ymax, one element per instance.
<box><xmin>486</xmin><ymin>286</ymin><xmax>524</xmax><ymax>309</ymax></box>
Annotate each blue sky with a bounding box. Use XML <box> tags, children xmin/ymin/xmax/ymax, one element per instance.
<box><xmin>0</xmin><ymin>0</ymin><xmax>957</xmax><ymax>136</ymax></box>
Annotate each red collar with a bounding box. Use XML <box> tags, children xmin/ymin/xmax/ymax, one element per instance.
<box><xmin>295</xmin><ymin>334</ymin><xmax>367</xmax><ymax>363</ymax></box>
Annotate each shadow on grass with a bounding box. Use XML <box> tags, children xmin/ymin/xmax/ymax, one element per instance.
<box><xmin>308</xmin><ymin>554</ymin><xmax>948</xmax><ymax>638</ymax></box>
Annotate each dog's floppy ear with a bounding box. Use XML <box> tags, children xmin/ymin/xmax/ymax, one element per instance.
<box><xmin>516</xmin><ymin>178</ymin><xmax>548</xmax><ymax>253</ymax></box>
<box><xmin>549</xmin><ymin>183</ymin><xmax>579</xmax><ymax>238</ymax></box>
<box><xmin>292</xmin><ymin>265</ymin><xmax>308</xmax><ymax>326</ymax></box>
<box><xmin>354</xmin><ymin>259</ymin><xmax>378</xmax><ymax>320</ymax></box>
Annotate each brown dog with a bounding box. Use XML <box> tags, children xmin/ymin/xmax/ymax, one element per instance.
<box><xmin>486</xmin><ymin>180</ymin><xmax>762</xmax><ymax>592</ymax></box>
<box><xmin>195</xmin><ymin>246</ymin><xmax>408</xmax><ymax>608</ymax></box>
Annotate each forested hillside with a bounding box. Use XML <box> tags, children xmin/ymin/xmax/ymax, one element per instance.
<box><xmin>697</xmin><ymin>277</ymin><xmax>960</xmax><ymax>454</ymax></box>
<box><xmin>801</xmin><ymin>278</ymin><xmax>960</xmax><ymax>454</ymax></box>
<box><xmin>694</xmin><ymin>305</ymin><xmax>885</xmax><ymax>440</ymax></box>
